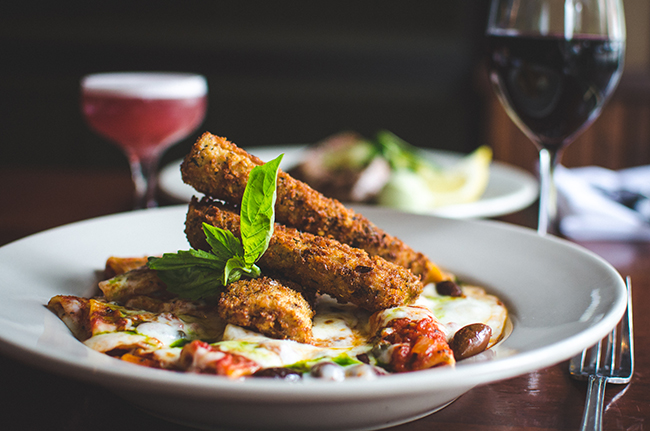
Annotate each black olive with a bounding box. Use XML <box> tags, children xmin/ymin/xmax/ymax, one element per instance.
<box><xmin>356</xmin><ymin>353</ymin><xmax>370</xmax><ymax>364</ymax></box>
<box><xmin>449</xmin><ymin>323</ymin><xmax>492</xmax><ymax>360</ymax></box>
<box><xmin>436</xmin><ymin>280</ymin><xmax>462</xmax><ymax>297</ymax></box>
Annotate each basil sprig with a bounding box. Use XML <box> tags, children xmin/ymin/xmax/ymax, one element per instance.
<box><xmin>147</xmin><ymin>154</ymin><xmax>283</xmax><ymax>300</ymax></box>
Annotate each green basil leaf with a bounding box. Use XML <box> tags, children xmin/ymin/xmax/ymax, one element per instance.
<box><xmin>148</xmin><ymin>249</ymin><xmax>225</xmax><ymax>271</ymax></box>
<box><xmin>240</xmin><ymin>154</ymin><xmax>283</xmax><ymax>266</ymax></box>
<box><xmin>154</xmin><ymin>265</ymin><xmax>225</xmax><ymax>301</ymax></box>
<box><xmin>223</xmin><ymin>255</ymin><xmax>261</xmax><ymax>285</ymax></box>
<box><xmin>202</xmin><ymin>222</ymin><xmax>244</xmax><ymax>260</ymax></box>
<box><xmin>147</xmin><ymin>250</ymin><xmax>227</xmax><ymax>300</ymax></box>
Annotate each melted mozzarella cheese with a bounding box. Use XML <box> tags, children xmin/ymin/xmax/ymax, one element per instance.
<box><xmin>150</xmin><ymin>347</ymin><xmax>182</xmax><ymax>366</ymax></box>
<box><xmin>222</xmin><ymin>325</ymin><xmax>324</xmax><ymax>367</ymax></box>
<box><xmin>311</xmin><ymin>294</ymin><xmax>370</xmax><ymax>348</ymax></box>
<box><xmin>221</xmin><ymin>324</ymin><xmax>369</xmax><ymax>369</ymax></box>
<box><xmin>370</xmin><ymin>305</ymin><xmax>445</xmax><ymax>335</ymax></box>
<box><xmin>84</xmin><ymin>332</ymin><xmax>160</xmax><ymax>352</ymax></box>
<box><xmin>136</xmin><ymin>314</ymin><xmax>188</xmax><ymax>346</ymax></box>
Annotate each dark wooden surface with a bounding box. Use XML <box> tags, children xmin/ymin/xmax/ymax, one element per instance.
<box><xmin>0</xmin><ymin>167</ymin><xmax>648</xmax><ymax>431</ymax></box>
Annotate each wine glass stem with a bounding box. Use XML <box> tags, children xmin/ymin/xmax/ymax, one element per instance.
<box><xmin>537</xmin><ymin>147</ymin><xmax>563</xmax><ymax>236</ymax></box>
<box><xmin>128</xmin><ymin>152</ymin><xmax>161</xmax><ymax>209</ymax></box>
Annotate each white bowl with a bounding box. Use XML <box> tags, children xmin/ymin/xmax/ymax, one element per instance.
<box><xmin>0</xmin><ymin>205</ymin><xmax>626</xmax><ymax>431</ymax></box>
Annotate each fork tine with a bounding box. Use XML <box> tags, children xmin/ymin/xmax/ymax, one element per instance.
<box><xmin>601</xmin><ymin>323</ymin><xmax>615</xmax><ymax>373</ymax></box>
<box><xmin>589</xmin><ymin>334</ymin><xmax>606</xmax><ymax>375</ymax></box>
<box><xmin>621</xmin><ymin>277</ymin><xmax>634</xmax><ymax>375</ymax></box>
<box><xmin>569</xmin><ymin>344</ymin><xmax>589</xmax><ymax>376</ymax></box>
<box><xmin>569</xmin><ymin>335</ymin><xmax>599</xmax><ymax>378</ymax></box>
<box><xmin>610</xmin><ymin>276</ymin><xmax>634</xmax><ymax>383</ymax></box>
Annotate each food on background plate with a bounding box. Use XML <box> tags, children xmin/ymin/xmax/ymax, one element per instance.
<box><xmin>287</xmin><ymin>131</ymin><xmax>392</xmax><ymax>203</ymax></box>
<box><xmin>288</xmin><ymin>130</ymin><xmax>493</xmax><ymax>213</ymax></box>
<box><xmin>47</xmin><ymin>132</ymin><xmax>508</xmax><ymax>381</ymax></box>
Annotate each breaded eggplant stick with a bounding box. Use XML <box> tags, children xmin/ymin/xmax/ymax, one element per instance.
<box><xmin>186</xmin><ymin>197</ymin><xmax>423</xmax><ymax>313</ymax></box>
<box><xmin>219</xmin><ymin>276</ymin><xmax>314</xmax><ymax>343</ymax></box>
<box><xmin>181</xmin><ymin>132</ymin><xmax>448</xmax><ymax>284</ymax></box>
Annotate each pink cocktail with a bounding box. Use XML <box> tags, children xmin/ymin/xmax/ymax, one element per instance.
<box><xmin>81</xmin><ymin>72</ymin><xmax>208</xmax><ymax>208</ymax></box>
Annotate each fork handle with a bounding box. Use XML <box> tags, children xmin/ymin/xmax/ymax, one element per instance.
<box><xmin>580</xmin><ymin>375</ymin><xmax>607</xmax><ymax>431</ymax></box>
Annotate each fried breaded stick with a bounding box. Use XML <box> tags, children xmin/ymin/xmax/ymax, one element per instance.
<box><xmin>186</xmin><ymin>197</ymin><xmax>423</xmax><ymax>312</ymax></box>
<box><xmin>219</xmin><ymin>276</ymin><xmax>314</xmax><ymax>343</ymax></box>
<box><xmin>181</xmin><ymin>132</ymin><xmax>448</xmax><ymax>284</ymax></box>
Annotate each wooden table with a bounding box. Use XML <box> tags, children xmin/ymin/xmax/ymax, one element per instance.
<box><xmin>1</xmin><ymin>167</ymin><xmax>648</xmax><ymax>430</ymax></box>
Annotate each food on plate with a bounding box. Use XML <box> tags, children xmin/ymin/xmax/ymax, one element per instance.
<box><xmin>369</xmin><ymin>305</ymin><xmax>455</xmax><ymax>372</ymax></box>
<box><xmin>181</xmin><ymin>132</ymin><xmax>449</xmax><ymax>285</ymax></box>
<box><xmin>48</xmin><ymin>259</ymin><xmax>506</xmax><ymax>378</ymax></box>
<box><xmin>47</xmin><ymin>294</ymin><xmax>224</xmax><ymax>353</ymax></box>
<box><xmin>288</xmin><ymin>130</ymin><xmax>493</xmax><ymax>213</ymax></box>
<box><xmin>448</xmin><ymin>323</ymin><xmax>492</xmax><ymax>361</ymax></box>
<box><xmin>99</xmin><ymin>265</ymin><xmax>168</xmax><ymax>302</ymax></box>
<box><xmin>218</xmin><ymin>276</ymin><xmax>314</xmax><ymax>343</ymax></box>
<box><xmin>186</xmin><ymin>197</ymin><xmax>423</xmax><ymax>312</ymax></box>
<box><xmin>47</xmin><ymin>132</ymin><xmax>508</xmax><ymax>381</ymax></box>
<box><xmin>104</xmin><ymin>256</ymin><xmax>149</xmax><ymax>278</ymax></box>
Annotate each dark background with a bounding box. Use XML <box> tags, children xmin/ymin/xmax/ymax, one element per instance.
<box><xmin>0</xmin><ymin>0</ymin><xmax>490</xmax><ymax>170</ymax></box>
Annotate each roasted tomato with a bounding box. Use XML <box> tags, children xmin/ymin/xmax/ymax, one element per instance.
<box><xmin>370</xmin><ymin>306</ymin><xmax>455</xmax><ymax>372</ymax></box>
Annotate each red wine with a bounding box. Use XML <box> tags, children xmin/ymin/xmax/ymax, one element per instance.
<box><xmin>486</xmin><ymin>34</ymin><xmax>624</xmax><ymax>150</ymax></box>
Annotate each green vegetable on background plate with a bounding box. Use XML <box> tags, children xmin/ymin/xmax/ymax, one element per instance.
<box><xmin>289</xmin><ymin>130</ymin><xmax>492</xmax><ymax>212</ymax></box>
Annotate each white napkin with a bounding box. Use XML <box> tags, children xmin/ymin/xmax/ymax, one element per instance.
<box><xmin>555</xmin><ymin>165</ymin><xmax>650</xmax><ymax>241</ymax></box>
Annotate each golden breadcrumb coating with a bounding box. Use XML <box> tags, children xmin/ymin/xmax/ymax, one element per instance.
<box><xmin>181</xmin><ymin>132</ymin><xmax>448</xmax><ymax>284</ymax></box>
<box><xmin>219</xmin><ymin>276</ymin><xmax>314</xmax><ymax>343</ymax></box>
<box><xmin>185</xmin><ymin>197</ymin><xmax>423</xmax><ymax>312</ymax></box>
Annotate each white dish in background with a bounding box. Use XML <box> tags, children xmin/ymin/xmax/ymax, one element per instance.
<box><xmin>0</xmin><ymin>205</ymin><xmax>625</xmax><ymax>431</ymax></box>
<box><xmin>159</xmin><ymin>144</ymin><xmax>538</xmax><ymax>219</ymax></box>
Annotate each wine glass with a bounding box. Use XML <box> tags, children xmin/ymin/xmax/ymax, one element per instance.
<box><xmin>486</xmin><ymin>0</ymin><xmax>625</xmax><ymax>235</ymax></box>
<box><xmin>81</xmin><ymin>72</ymin><xmax>208</xmax><ymax>209</ymax></box>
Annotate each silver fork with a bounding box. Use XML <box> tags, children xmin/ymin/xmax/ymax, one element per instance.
<box><xmin>569</xmin><ymin>276</ymin><xmax>634</xmax><ymax>431</ymax></box>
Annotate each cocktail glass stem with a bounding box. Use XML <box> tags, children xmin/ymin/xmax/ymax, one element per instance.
<box><xmin>537</xmin><ymin>146</ymin><xmax>564</xmax><ymax>236</ymax></box>
<box><xmin>127</xmin><ymin>151</ymin><xmax>162</xmax><ymax>209</ymax></box>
